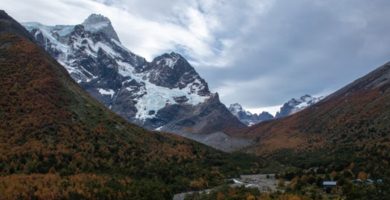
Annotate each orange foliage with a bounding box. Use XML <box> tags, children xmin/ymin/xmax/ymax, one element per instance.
<box><xmin>277</xmin><ymin>194</ymin><xmax>309</xmax><ymax>200</ymax></box>
<box><xmin>357</xmin><ymin>171</ymin><xmax>368</xmax><ymax>180</ymax></box>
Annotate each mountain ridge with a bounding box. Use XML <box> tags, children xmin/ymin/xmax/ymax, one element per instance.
<box><xmin>22</xmin><ymin>14</ymin><xmax>246</xmax><ymax>148</ymax></box>
<box><xmin>228</xmin><ymin>95</ymin><xmax>321</xmax><ymax>126</ymax></box>
<box><xmin>228</xmin><ymin>103</ymin><xmax>274</xmax><ymax>126</ymax></box>
<box><xmin>275</xmin><ymin>94</ymin><xmax>322</xmax><ymax>118</ymax></box>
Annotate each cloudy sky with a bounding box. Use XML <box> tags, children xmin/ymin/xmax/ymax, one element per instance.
<box><xmin>2</xmin><ymin>0</ymin><xmax>390</xmax><ymax>115</ymax></box>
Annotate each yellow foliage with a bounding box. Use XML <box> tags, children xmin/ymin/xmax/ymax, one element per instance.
<box><xmin>189</xmin><ymin>177</ymin><xmax>208</xmax><ymax>190</ymax></box>
<box><xmin>288</xmin><ymin>176</ymin><xmax>299</xmax><ymax>189</ymax></box>
<box><xmin>246</xmin><ymin>194</ymin><xmax>256</xmax><ymax>200</ymax></box>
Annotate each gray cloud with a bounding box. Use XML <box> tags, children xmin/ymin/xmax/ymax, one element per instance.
<box><xmin>197</xmin><ymin>0</ymin><xmax>390</xmax><ymax>109</ymax></box>
<box><xmin>1</xmin><ymin>0</ymin><xmax>390</xmax><ymax>112</ymax></box>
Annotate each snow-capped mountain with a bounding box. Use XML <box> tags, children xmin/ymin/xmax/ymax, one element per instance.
<box><xmin>275</xmin><ymin>94</ymin><xmax>322</xmax><ymax>118</ymax></box>
<box><xmin>23</xmin><ymin>14</ymin><xmax>245</xmax><ymax>138</ymax></box>
<box><xmin>228</xmin><ymin>103</ymin><xmax>274</xmax><ymax>126</ymax></box>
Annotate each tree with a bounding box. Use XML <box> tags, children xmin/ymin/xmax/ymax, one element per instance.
<box><xmin>357</xmin><ymin>171</ymin><xmax>368</xmax><ymax>180</ymax></box>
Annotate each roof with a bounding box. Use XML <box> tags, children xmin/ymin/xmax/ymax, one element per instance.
<box><xmin>323</xmin><ymin>181</ymin><xmax>337</xmax><ymax>186</ymax></box>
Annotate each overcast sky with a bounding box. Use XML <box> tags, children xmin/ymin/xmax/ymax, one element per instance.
<box><xmin>2</xmin><ymin>0</ymin><xmax>390</xmax><ymax>115</ymax></box>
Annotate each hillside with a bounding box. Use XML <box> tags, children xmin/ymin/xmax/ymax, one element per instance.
<box><xmin>243</xmin><ymin>61</ymin><xmax>390</xmax><ymax>152</ymax></box>
<box><xmin>228</xmin><ymin>62</ymin><xmax>390</xmax><ymax>200</ymax></box>
<box><xmin>0</xmin><ymin>10</ymin><xmax>260</xmax><ymax>200</ymax></box>
<box><xmin>239</xmin><ymin>62</ymin><xmax>390</xmax><ymax>173</ymax></box>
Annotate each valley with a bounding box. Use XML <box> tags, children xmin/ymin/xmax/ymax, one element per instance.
<box><xmin>1</xmin><ymin>0</ymin><xmax>390</xmax><ymax>199</ymax></box>
<box><xmin>0</xmin><ymin>10</ymin><xmax>263</xmax><ymax>199</ymax></box>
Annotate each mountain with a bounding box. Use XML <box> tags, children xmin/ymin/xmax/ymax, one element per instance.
<box><xmin>22</xmin><ymin>14</ymin><xmax>246</xmax><ymax>145</ymax></box>
<box><xmin>0</xmin><ymin>10</ymin><xmax>260</xmax><ymax>199</ymax></box>
<box><xmin>240</xmin><ymin>61</ymin><xmax>390</xmax><ymax>171</ymax></box>
<box><xmin>228</xmin><ymin>95</ymin><xmax>321</xmax><ymax>126</ymax></box>
<box><xmin>228</xmin><ymin>103</ymin><xmax>274</xmax><ymax>126</ymax></box>
<box><xmin>82</xmin><ymin>14</ymin><xmax>120</xmax><ymax>42</ymax></box>
<box><xmin>275</xmin><ymin>94</ymin><xmax>322</xmax><ymax>118</ymax></box>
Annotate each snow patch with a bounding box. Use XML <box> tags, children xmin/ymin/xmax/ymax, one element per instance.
<box><xmin>98</xmin><ymin>88</ymin><xmax>115</xmax><ymax>98</ymax></box>
<box><xmin>155</xmin><ymin>126</ymin><xmax>164</xmax><ymax>131</ymax></box>
<box><xmin>116</xmin><ymin>61</ymin><xmax>209</xmax><ymax>120</ymax></box>
<box><xmin>164</xmin><ymin>57</ymin><xmax>178</xmax><ymax>68</ymax></box>
<box><xmin>157</xmin><ymin>57</ymin><xmax>179</xmax><ymax>69</ymax></box>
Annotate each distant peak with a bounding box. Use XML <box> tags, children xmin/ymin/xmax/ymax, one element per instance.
<box><xmin>153</xmin><ymin>52</ymin><xmax>187</xmax><ymax>69</ymax></box>
<box><xmin>229</xmin><ymin>103</ymin><xmax>244</xmax><ymax>112</ymax></box>
<box><xmin>230</xmin><ymin>103</ymin><xmax>243</xmax><ymax>108</ymax></box>
<box><xmin>289</xmin><ymin>94</ymin><xmax>314</xmax><ymax>103</ymax></box>
<box><xmin>228</xmin><ymin>103</ymin><xmax>274</xmax><ymax>126</ymax></box>
<box><xmin>158</xmin><ymin>52</ymin><xmax>183</xmax><ymax>59</ymax></box>
<box><xmin>169</xmin><ymin>51</ymin><xmax>182</xmax><ymax>57</ymax></box>
<box><xmin>81</xmin><ymin>13</ymin><xmax>120</xmax><ymax>42</ymax></box>
<box><xmin>276</xmin><ymin>94</ymin><xmax>322</xmax><ymax>118</ymax></box>
<box><xmin>83</xmin><ymin>14</ymin><xmax>111</xmax><ymax>24</ymax></box>
<box><xmin>260</xmin><ymin>111</ymin><xmax>273</xmax><ymax>115</ymax></box>
<box><xmin>300</xmin><ymin>94</ymin><xmax>313</xmax><ymax>100</ymax></box>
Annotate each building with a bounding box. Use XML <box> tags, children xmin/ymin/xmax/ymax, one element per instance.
<box><xmin>322</xmin><ymin>181</ymin><xmax>337</xmax><ymax>193</ymax></box>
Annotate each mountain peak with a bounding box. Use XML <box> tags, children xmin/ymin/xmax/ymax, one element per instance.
<box><xmin>228</xmin><ymin>103</ymin><xmax>274</xmax><ymax>126</ymax></box>
<box><xmin>229</xmin><ymin>103</ymin><xmax>244</xmax><ymax>114</ymax></box>
<box><xmin>276</xmin><ymin>94</ymin><xmax>322</xmax><ymax>118</ymax></box>
<box><xmin>153</xmin><ymin>52</ymin><xmax>185</xmax><ymax>67</ymax></box>
<box><xmin>168</xmin><ymin>51</ymin><xmax>182</xmax><ymax>58</ymax></box>
<box><xmin>147</xmin><ymin>51</ymin><xmax>211</xmax><ymax>95</ymax></box>
<box><xmin>83</xmin><ymin>13</ymin><xmax>111</xmax><ymax>24</ymax></box>
<box><xmin>82</xmin><ymin>13</ymin><xmax>120</xmax><ymax>42</ymax></box>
